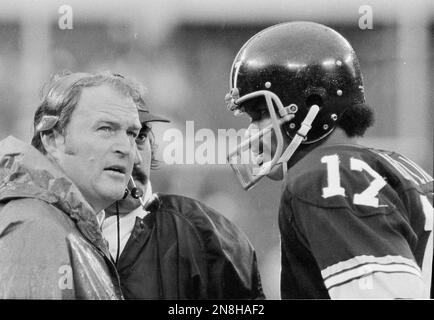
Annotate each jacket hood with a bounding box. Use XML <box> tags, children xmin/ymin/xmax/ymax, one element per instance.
<box><xmin>0</xmin><ymin>136</ymin><xmax>109</xmax><ymax>253</ymax></box>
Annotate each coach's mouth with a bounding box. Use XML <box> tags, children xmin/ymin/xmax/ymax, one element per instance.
<box><xmin>104</xmin><ymin>165</ymin><xmax>127</xmax><ymax>175</ymax></box>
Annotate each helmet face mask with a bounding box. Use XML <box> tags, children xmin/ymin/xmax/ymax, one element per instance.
<box><xmin>225</xmin><ymin>21</ymin><xmax>366</xmax><ymax>190</ymax></box>
<box><xmin>226</xmin><ymin>87</ymin><xmax>320</xmax><ymax>190</ymax></box>
<box><xmin>226</xmin><ymin>90</ymin><xmax>295</xmax><ymax>190</ymax></box>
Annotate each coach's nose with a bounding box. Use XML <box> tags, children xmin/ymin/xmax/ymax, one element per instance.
<box><xmin>113</xmin><ymin>131</ymin><xmax>135</xmax><ymax>157</ymax></box>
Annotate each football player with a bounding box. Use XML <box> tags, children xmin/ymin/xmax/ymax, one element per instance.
<box><xmin>224</xmin><ymin>21</ymin><xmax>433</xmax><ymax>299</ymax></box>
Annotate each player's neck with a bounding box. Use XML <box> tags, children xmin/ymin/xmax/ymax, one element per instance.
<box><xmin>321</xmin><ymin>127</ymin><xmax>360</xmax><ymax>147</ymax></box>
<box><xmin>285</xmin><ymin>127</ymin><xmax>361</xmax><ymax>169</ymax></box>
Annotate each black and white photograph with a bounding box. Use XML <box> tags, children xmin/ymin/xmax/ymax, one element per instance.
<box><xmin>0</xmin><ymin>0</ymin><xmax>432</xmax><ymax>311</ymax></box>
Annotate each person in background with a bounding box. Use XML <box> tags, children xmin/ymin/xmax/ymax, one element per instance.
<box><xmin>102</xmin><ymin>106</ymin><xmax>265</xmax><ymax>299</ymax></box>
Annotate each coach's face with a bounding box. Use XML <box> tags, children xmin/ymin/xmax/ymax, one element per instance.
<box><xmin>53</xmin><ymin>85</ymin><xmax>142</xmax><ymax>212</ymax></box>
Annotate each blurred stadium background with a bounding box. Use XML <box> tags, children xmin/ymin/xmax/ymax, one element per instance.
<box><xmin>0</xmin><ymin>0</ymin><xmax>432</xmax><ymax>299</ymax></box>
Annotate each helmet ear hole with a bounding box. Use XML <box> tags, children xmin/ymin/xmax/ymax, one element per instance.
<box><xmin>305</xmin><ymin>94</ymin><xmax>323</xmax><ymax>109</ymax></box>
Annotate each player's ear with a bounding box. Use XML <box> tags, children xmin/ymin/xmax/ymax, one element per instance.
<box><xmin>41</xmin><ymin>130</ymin><xmax>65</xmax><ymax>161</ymax></box>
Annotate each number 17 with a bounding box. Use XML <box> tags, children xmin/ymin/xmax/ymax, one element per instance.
<box><xmin>321</xmin><ymin>154</ymin><xmax>387</xmax><ymax>208</ymax></box>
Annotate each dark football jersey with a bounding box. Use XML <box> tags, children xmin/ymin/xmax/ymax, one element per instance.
<box><xmin>279</xmin><ymin>144</ymin><xmax>433</xmax><ymax>299</ymax></box>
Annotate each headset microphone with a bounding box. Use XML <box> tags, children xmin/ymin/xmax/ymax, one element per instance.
<box><xmin>131</xmin><ymin>186</ymin><xmax>144</xmax><ymax>199</ymax></box>
<box><xmin>122</xmin><ymin>186</ymin><xmax>143</xmax><ymax>200</ymax></box>
<box><xmin>125</xmin><ymin>176</ymin><xmax>146</xmax><ymax>207</ymax></box>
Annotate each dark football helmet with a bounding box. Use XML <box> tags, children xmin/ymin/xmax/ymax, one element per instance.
<box><xmin>225</xmin><ymin>21</ymin><xmax>367</xmax><ymax>190</ymax></box>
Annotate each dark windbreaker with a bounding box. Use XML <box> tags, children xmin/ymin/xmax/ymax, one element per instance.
<box><xmin>116</xmin><ymin>193</ymin><xmax>265</xmax><ymax>299</ymax></box>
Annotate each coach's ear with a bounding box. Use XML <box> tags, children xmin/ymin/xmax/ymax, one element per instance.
<box><xmin>41</xmin><ymin>130</ymin><xmax>66</xmax><ymax>162</ymax></box>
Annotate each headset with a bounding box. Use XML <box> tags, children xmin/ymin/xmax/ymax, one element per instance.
<box><xmin>123</xmin><ymin>176</ymin><xmax>145</xmax><ymax>206</ymax></box>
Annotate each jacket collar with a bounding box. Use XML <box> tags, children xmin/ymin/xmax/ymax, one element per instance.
<box><xmin>0</xmin><ymin>136</ymin><xmax>111</xmax><ymax>258</ymax></box>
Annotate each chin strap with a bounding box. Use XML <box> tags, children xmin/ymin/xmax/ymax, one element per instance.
<box><xmin>278</xmin><ymin>104</ymin><xmax>320</xmax><ymax>176</ymax></box>
<box><xmin>249</xmin><ymin>105</ymin><xmax>320</xmax><ymax>180</ymax></box>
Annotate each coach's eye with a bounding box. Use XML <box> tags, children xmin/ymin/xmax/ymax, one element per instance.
<box><xmin>99</xmin><ymin>126</ymin><xmax>113</xmax><ymax>133</ymax></box>
<box><xmin>127</xmin><ymin>130</ymin><xmax>139</xmax><ymax>139</ymax></box>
